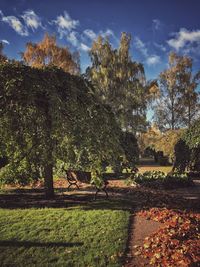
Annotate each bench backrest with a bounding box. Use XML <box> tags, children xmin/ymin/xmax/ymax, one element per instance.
<box><xmin>66</xmin><ymin>170</ymin><xmax>91</xmax><ymax>183</ymax></box>
<box><xmin>66</xmin><ymin>170</ymin><xmax>131</xmax><ymax>183</ymax></box>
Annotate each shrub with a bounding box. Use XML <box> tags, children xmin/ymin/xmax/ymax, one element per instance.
<box><xmin>0</xmin><ymin>160</ymin><xmax>41</xmax><ymax>187</ymax></box>
<box><xmin>164</xmin><ymin>172</ymin><xmax>194</xmax><ymax>188</ymax></box>
<box><xmin>174</xmin><ymin>119</ymin><xmax>200</xmax><ymax>172</ymax></box>
<box><xmin>130</xmin><ymin>170</ymin><xmax>193</xmax><ymax>189</ymax></box>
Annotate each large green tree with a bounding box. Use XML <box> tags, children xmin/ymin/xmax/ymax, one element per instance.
<box><xmin>0</xmin><ymin>62</ymin><xmax>122</xmax><ymax>198</ymax></box>
<box><xmin>86</xmin><ymin>32</ymin><xmax>147</xmax><ymax>133</ymax></box>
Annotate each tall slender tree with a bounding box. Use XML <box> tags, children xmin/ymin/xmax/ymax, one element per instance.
<box><xmin>154</xmin><ymin>52</ymin><xmax>200</xmax><ymax>130</ymax></box>
<box><xmin>176</xmin><ymin>55</ymin><xmax>200</xmax><ymax>128</ymax></box>
<box><xmin>86</xmin><ymin>32</ymin><xmax>147</xmax><ymax>133</ymax></box>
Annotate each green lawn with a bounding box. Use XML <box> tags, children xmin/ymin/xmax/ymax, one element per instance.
<box><xmin>106</xmin><ymin>165</ymin><xmax>172</xmax><ymax>174</ymax></box>
<box><xmin>138</xmin><ymin>165</ymin><xmax>172</xmax><ymax>173</ymax></box>
<box><xmin>0</xmin><ymin>207</ymin><xmax>129</xmax><ymax>267</ymax></box>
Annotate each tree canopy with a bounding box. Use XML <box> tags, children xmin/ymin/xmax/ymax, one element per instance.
<box><xmin>0</xmin><ymin>61</ymin><xmax>122</xmax><ymax>197</ymax></box>
<box><xmin>154</xmin><ymin>52</ymin><xmax>200</xmax><ymax>130</ymax></box>
<box><xmin>22</xmin><ymin>33</ymin><xmax>80</xmax><ymax>75</ymax></box>
<box><xmin>86</xmin><ymin>32</ymin><xmax>148</xmax><ymax>133</ymax></box>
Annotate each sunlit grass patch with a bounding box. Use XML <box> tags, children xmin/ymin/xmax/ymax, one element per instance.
<box><xmin>0</xmin><ymin>208</ymin><xmax>129</xmax><ymax>267</ymax></box>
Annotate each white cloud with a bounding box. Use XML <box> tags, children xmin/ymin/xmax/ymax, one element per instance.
<box><xmin>0</xmin><ymin>10</ymin><xmax>3</xmax><ymax>17</ymax></box>
<box><xmin>53</xmin><ymin>11</ymin><xmax>79</xmax><ymax>37</ymax></box>
<box><xmin>66</xmin><ymin>27</ymin><xmax>115</xmax><ymax>53</ymax></box>
<box><xmin>22</xmin><ymin>10</ymin><xmax>42</xmax><ymax>30</ymax></box>
<box><xmin>67</xmin><ymin>31</ymin><xmax>79</xmax><ymax>46</ymax></box>
<box><xmin>134</xmin><ymin>37</ymin><xmax>148</xmax><ymax>57</ymax></box>
<box><xmin>1</xmin><ymin>15</ymin><xmax>28</xmax><ymax>36</ymax></box>
<box><xmin>167</xmin><ymin>28</ymin><xmax>200</xmax><ymax>51</ymax></box>
<box><xmin>154</xmin><ymin>42</ymin><xmax>166</xmax><ymax>52</ymax></box>
<box><xmin>1</xmin><ymin>39</ymin><xmax>9</xmax><ymax>45</ymax></box>
<box><xmin>80</xmin><ymin>43</ymin><xmax>90</xmax><ymax>52</ymax></box>
<box><xmin>146</xmin><ymin>55</ymin><xmax>160</xmax><ymax>66</ymax></box>
<box><xmin>152</xmin><ymin>19</ymin><xmax>161</xmax><ymax>30</ymax></box>
<box><xmin>83</xmin><ymin>29</ymin><xmax>97</xmax><ymax>40</ymax></box>
<box><xmin>83</xmin><ymin>28</ymin><xmax>115</xmax><ymax>42</ymax></box>
<box><xmin>135</xmin><ymin>37</ymin><xmax>160</xmax><ymax>66</ymax></box>
<box><xmin>100</xmin><ymin>28</ymin><xmax>114</xmax><ymax>38</ymax></box>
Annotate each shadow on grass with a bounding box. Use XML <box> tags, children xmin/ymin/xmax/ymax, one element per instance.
<box><xmin>0</xmin><ymin>185</ymin><xmax>199</xmax><ymax>212</ymax></box>
<box><xmin>0</xmin><ymin>240</ymin><xmax>84</xmax><ymax>248</ymax></box>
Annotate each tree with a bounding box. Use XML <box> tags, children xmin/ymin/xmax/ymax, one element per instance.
<box><xmin>154</xmin><ymin>52</ymin><xmax>183</xmax><ymax>130</ymax></box>
<box><xmin>139</xmin><ymin>124</ymin><xmax>184</xmax><ymax>164</ymax></box>
<box><xmin>86</xmin><ymin>32</ymin><xmax>147</xmax><ymax>133</ymax></box>
<box><xmin>174</xmin><ymin>118</ymin><xmax>200</xmax><ymax>172</ymax></box>
<box><xmin>154</xmin><ymin>129</ymin><xmax>184</xmax><ymax>163</ymax></box>
<box><xmin>176</xmin><ymin>55</ymin><xmax>200</xmax><ymax>128</ymax></box>
<box><xmin>138</xmin><ymin>123</ymin><xmax>161</xmax><ymax>156</ymax></box>
<box><xmin>22</xmin><ymin>33</ymin><xmax>80</xmax><ymax>75</ymax></box>
<box><xmin>154</xmin><ymin>52</ymin><xmax>200</xmax><ymax>130</ymax></box>
<box><xmin>0</xmin><ymin>62</ymin><xmax>122</xmax><ymax>198</ymax></box>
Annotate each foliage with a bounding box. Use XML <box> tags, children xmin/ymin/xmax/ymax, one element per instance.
<box><xmin>183</xmin><ymin>118</ymin><xmax>200</xmax><ymax>148</ymax></box>
<box><xmin>136</xmin><ymin>208</ymin><xmax>200</xmax><ymax>266</ymax></box>
<box><xmin>139</xmin><ymin>125</ymin><xmax>184</xmax><ymax>164</ymax></box>
<box><xmin>0</xmin><ymin>159</ymin><xmax>40</xmax><ymax>186</ymax></box>
<box><xmin>131</xmin><ymin>170</ymin><xmax>193</xmax><ymax>188</ymax></box>
<box><xmin>138</xmin><ymin>123</ymin><xmax>161</xmax><ymax>155</ymax></box>
<box><xmin>0</xmin><ymin>61</ymin><xmax>122</xmax><ymax>196</ymax></box>
<box><xmin>86</xmin><ymin>32</ymin><xmax>148</xmax><ymax>133</ymax></box>
<box><xmin>154</xmin><ymin>52</ymin><xmax>200</xmax><ymax>130</ymax></box>
<box><xmin>174</xmin><ymin>118</ymin><xmax>200</xmax><ymax>172</ymax></box>
<box><xmin>154</xmin><ymin>129</ymin><xmax>184</xmax><ymax>163</ymax></box>
<box><xmin>22</xmin><ymin>33</ymin><xmax>80</xmax><ymax>75</ymax></box>
<box><xmin>0</xmin><ymin>208</ymin><xmax>129</xmax><ymax>267</ymax></box>
<box><xmin>173</xmin><ymin>139</ymin><xmax>191</xmax><ymax>172</ymax></box>
<box><xmin>112</xmin><ymin>131</ymin><xmax>139</xmax><ymax>173</ymax></box>
<box><xmin>120</xmin><ymin>131</ymin><xmax>139</xmax><ymax>165</ymax></box>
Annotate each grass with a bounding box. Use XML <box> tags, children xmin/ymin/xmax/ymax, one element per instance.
<box><xmin>138</xmin><ymin>165</ymin><xmax>172</xmax><ymax>174</ymax></box>
<box><xmin>0</xmin><ymin>207</ymin><xmax>130</xmax><ymax>267</ymax></box>
<box><xmin>106</xmin><ymin>165</ymin><xmax>172</xmax><ymax>174</ymax></box>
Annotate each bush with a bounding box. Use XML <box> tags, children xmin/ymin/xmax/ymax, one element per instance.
<box><xmin>165</xmin><ymin>172</ymin><xmax>194</xmax><ymax>188</ymax></box>
<box><xmin>0</xmin><ymin>160</ymin><xmax>41</xmax><ymax>187</ymax></box>
<box><xmin>174</xmin><ymin>119</ymin><xmax>200</xmax><ymax>172</ymax></box>
<box><xmin>131</xmin><ymin>170</ymin><xmax>193</xmax><ymax>189</ymax></box>
<box><xmin>113</xmin><ymin>131</ymin><xmax>139</xmax><ymax>173</ymax></box>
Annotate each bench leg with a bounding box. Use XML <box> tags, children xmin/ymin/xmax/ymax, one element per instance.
<box><xmin>67</xmin><ymin>181</ymin><xmax>80</xmax><ymax>190</ymax></box>
<box><xmin>103</xmin><ymin>188</ymin><xmax>109</xmax><ymax>198</ymax></box>
<box><xmin>94</xmin><ymin>186</ymin><xmax>109</xmax><ymax>200</ymax></box>
<box><xmin>94</xmin><ymin>188</ymin><xmax>100</xmax><ymax>200</ymax></box>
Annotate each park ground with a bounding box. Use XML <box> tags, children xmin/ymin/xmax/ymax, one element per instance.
<box><xmin>0</xmin><ymin>160</ymin><xmax>199</xmax><ymax>267</ymax></box>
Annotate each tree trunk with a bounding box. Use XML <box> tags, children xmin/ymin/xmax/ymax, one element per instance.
<box><xmin>43</xmin><ymin>98</ymin><xmax>54</xmax><ymax>198</ymax></box>
<box><xmin>171</xmin><ymin>102</ymin><xmax>175</xmax><ymax>130</ymax></box>
<box><xmin>171</xmin><ymin>90</ymin><xmax>175</xmax><ymax>130</ymax></box>
<box><xmin>44</xmin><ymin>163</ymin><xmax>54</xmax><ymax>198</ymax></box>
<box><xmin>188</xmin><ymin>103</ymin><xmax>191</xmax><ymax>129</ymax></box>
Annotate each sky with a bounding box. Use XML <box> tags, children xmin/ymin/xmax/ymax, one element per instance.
<box><xmin>1</xmin><ymin>0</ymin><xmax>200</xmax><ymax>81</ymax></box>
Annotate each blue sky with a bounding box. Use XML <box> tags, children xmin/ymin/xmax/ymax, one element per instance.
<box><xmin>1</xmin><ymin>0</ymin><xmax>200</xmax><ymax>81</ymax></box>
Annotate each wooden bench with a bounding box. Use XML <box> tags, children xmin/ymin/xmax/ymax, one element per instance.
<box><xmin>63</xmin><ymin>169</ymin><xmax>137</xmax><ymax>199</ymax></box>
